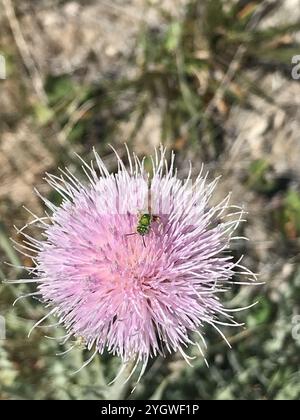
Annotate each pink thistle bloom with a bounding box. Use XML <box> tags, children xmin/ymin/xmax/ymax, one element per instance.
<box><xmin>11</xmin><ymin>146</ymin><xmax>256</xmax><ymax>378</ymax></box>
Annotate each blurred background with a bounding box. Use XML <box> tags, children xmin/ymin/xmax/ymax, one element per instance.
<box><xmin>1</xmin><ymin>0</ymin><xmax>300</xmax><ymax>400</ymax></box>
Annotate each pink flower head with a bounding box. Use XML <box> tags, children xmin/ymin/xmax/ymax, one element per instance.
<box><xmin>12</xmin><ymin>146</ymin><xmax>255</xmax><ymax>377</ymax></box>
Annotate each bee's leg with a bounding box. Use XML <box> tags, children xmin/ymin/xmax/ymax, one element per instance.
<box><xmin>125</xmin><ymin>233</ymin><xmax>137</xmax><ymax>237</ymax></box>
<box><xmin>142</xmin><ymin>235</ymin><xmax>146</xmax><ymax>248</ymax></box>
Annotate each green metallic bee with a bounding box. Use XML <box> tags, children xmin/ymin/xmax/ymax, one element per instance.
<box><xmin>127</xmin><ymin>212</ymin><xmax>160</xmax><ymax>247</ymax></box>
<box><xmin>126</xmin><ymin>180</ymin><xmax>160</xmax><ymax>247</ymax></box>
<box><xmin>136</xmin><ymin>213</ymin><xmax>160</xmax><ymax>236</ymax></box>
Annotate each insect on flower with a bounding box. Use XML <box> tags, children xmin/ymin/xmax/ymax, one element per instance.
<box><xmin>126</xmin><ymin>179</ymin><xmax>160</xmax><ymax>247</ymax></box>
<box><xmin>7</xmin><ymin>145</ymin><xmax>257</xmax><ymax>386</ymax></box>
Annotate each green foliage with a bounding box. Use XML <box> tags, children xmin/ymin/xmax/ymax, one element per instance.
<box><xmin>274</xmin><ymin>190</ymin><xmax>300</xmax><ymax>240</ymax></box>
<box><xmin>27</xmin><ymin>1</ymin><xmax>300</xmax><ymax>158</ymax></box>
<box><xmin>111</xmin><ymin>0</ymin><xmax>300</xmax><ymax>156</ymax></box>
<box><xmin>247</xmin><ymin>159</ymin><xmax>282</xmax><ymax>196</ymax></box>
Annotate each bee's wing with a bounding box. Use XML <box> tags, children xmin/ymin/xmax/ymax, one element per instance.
<box><xmin>139</xmin><ymin>172</ymin><xmax>151</xmax><ymax>214</ymax></box>
<box><xmin>140</xmin><ymin>172</ymin><xmax>156</xmax><ymax>216</ymax></box>
<box><xmin>147</xmin><ymin>176</ymin><xmax>152</xmax><ymax>215</ymax></box>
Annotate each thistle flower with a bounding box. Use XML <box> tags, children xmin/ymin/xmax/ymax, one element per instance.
<box><xmin>10</xmin><ymin>146</ymin><xmax>255</xmax><ymax>379</ymax></box>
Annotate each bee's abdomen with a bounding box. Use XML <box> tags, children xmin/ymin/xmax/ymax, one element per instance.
<box><xmin>137</xmin><ymin>225</ymin><xmax>150</xmax><ymax>235</ymax></box>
